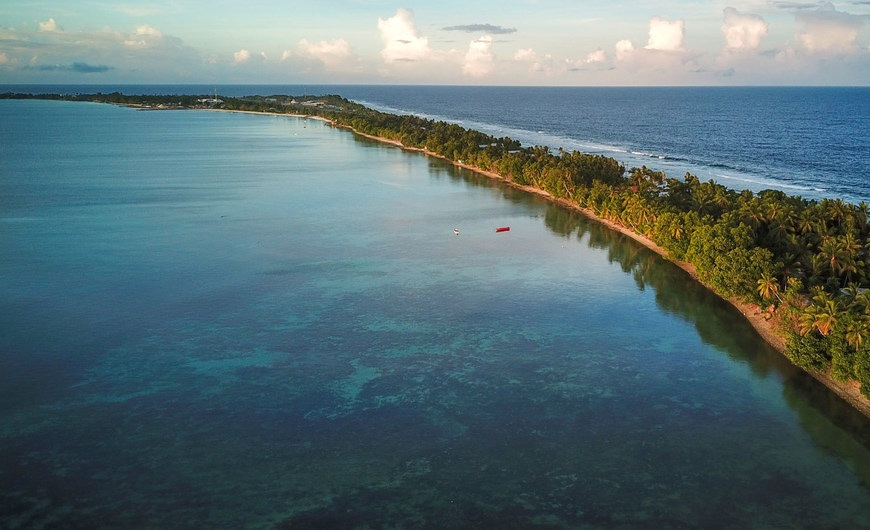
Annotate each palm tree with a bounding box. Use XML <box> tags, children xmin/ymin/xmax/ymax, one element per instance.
<box><xmin>841</xmin><ymin>282</ymin><xmax>863</xmax><ymax>309</ymax></box>
<box><xmin>669</xmin><ymin>219</ymin><xmax>685</xmax><ymax>241</ymax></box>
<box><xmin>855</xmin><ymin>201</ymin><xmax>870</xmax><ymax>235</ymax></box>
<box><xmin>796</xmin><ymin>209</ymin><xmax>816</xmax><ymax>236</ymax></box>
<box><xmin>756</xmin><ymin>274</ymin><xmax>781</xmax><ymax>303</ymax></box>
<box><xmin>806</xmin><ymin>252</ymin><xmax>830</xmax><ymax>286</ymax></box>
<box><xmin>798</xmin><ymin>307</ymin><xmax>821</xmax><ymax>337</ymax></box>
<box><xmin>856</xmin><ymin>289</ymin><xmax>870</xmax><ymax>313</ymax></box>
<box><xmin>782</xmin><ymin>233</ymin><xmax>813</xmax><ymax>281</ymax></box>
<box><xmin>823</xmin><ymin>198</ymin><xmax>849</xmax><ymax>235</ymax></box>
<box><xmin>839</xmin><ymin>232</ymin><xmax>863</xmax><ymax>254</ymax></box>
<box><xmin>798</xmin><ymin>290</ymin><xmax>841</xmax><ymax>337</ymax></box>
<box><xmin>713</xmin><ymin>186</ymin><xmax>732</xmax><ymax>213</ymax></box>
<box><xmin>836</xmin><ymin>233</ymin><xmax>864</xmax><ymax>286</ymax></box>
<box><xmin>845</xmin><ymin>313</ymin><xmax>870</xmax><ymax>352</ymax></box>
<box><xmin>838</xmin><ymin>255</ymin><xmax>863</xmax><ymax>287</ymax></box>
<box><xmin>814</xmin><ymin>299</ymin><xmax>840</xmax><ymax>336</ymax></box>
<box><xmin>738</xmin><ymin>200</ymin><xmax>765</xmax><ymax>239</ymax></box>
<box><xmin>819</xmin><ymin>236</ymin><xmax>846</xmax><ymax>280</ymax></box>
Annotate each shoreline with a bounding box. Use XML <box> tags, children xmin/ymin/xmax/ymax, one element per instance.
<box><xmin>192</xmin><ymin>106</ymin><xmax>870</xmax><ymax>419</ymax></box>
<box><xmin>332</xmin><ymin>118</ymin><xmax>870</xmax><ymax>419</ymax></box>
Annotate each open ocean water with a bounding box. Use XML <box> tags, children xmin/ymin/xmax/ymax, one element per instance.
<box><xmin>2</xmin><ymin>95</ymin><xmax>870</xmax><ymax>528</ymax></box>
<box><xmin>339</xmin><ymin>86</ymin><xmax>870</xmax><ymax>203</ymax></box>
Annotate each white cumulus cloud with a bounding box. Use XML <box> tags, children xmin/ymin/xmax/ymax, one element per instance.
<box><xmin>295</xmin><ymin>38</ymin><xmax>353</xmax><ymax>67</ymax></box>
<box><xmin>615</xmin><ymin>39</ymin><xmax>635</xmax><ymax>61</ymax></box>
<box><xmin>586</xmin><ymin>49</ymin><xmax>607</xmax><ymax>64</ymax></box>
<box><xmin>134</xmin><ymin>24</ymin><xmax>161</xmax><ymax>37</ymax></box>
<box><xmin>282</xmin><ymin>38</ymin><xmax>363</xmax><ymax>77</ymax></box>
<box><xmin>513</xmin><ymin>48</ymin><xmax>536</xmax><ymax>62</ymax></box>
<box><xmin>377</xmin><ymin>8</ymin><xmax>430</xmax><ymax>63</ymax></box>
<box><xmin>646</xmin><ymin>17</ymin><xmax>684</xmax><ymax>51</ymax></box>
<box><xmin>796</xmin><ymin>5</ymin><xmax>865</xmax><ymax>53</ymax></box>
<box><xmin>513</xmin><ymin>48</ymin><xmax>556</xmax><ymax>73</ymax></box>
<box><xmin>722</xmin><ymin>7</ymin><xmax>768</xmax><ymax>50</ymax></box>
<box><xmin>38</xmin><ymin>18</ymin><xmax>60</xmax><ymax>32</ymax></box>
<box><xmin>233</xmin><ymin>49</ymin><xmax>251</xmax><ymax>64</ymax></box>
<box><xmin>124</xmin><ymin>24</ymin><xmax>163</xmax><ymax>48</ymax></box>
<box><xmin>0</xmin><ymin>21</ymin><xmax>204</xmax><ymax>82</ymax></box>
<box><xmin>463</xmin><ymin>36</ymin><xmax>494</xmax><ymax>77</ymax></box>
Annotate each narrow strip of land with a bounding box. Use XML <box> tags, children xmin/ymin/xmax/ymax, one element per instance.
<box><xmin>323</xmin><ymin>114</ymin><xmax>870</xmax><ymax>419</ymax></box>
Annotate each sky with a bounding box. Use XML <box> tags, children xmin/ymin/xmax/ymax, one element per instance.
<box><xmin>1</xmin><ymin>1</ymin><xmax>869</xmax><ymax>86</ymax></box>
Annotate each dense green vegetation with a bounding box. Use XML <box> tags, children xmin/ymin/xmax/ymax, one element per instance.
<box><xmin>6</xmin><ymin>91</ymin><xmax>870</xmax><ymax>398</ymax></box>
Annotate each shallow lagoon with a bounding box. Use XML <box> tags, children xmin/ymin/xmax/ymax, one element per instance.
<box><xmin>2</xmin><ymin>100</ymin><xmax>870</xmax><ymax>528</ymax></box>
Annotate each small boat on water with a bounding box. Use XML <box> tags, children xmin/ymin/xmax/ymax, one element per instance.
<box><xmin>496</xmin><ymin>226</ymin><xmax>510</xmax><ymax>232</ymax></box>
<box><xmin>454</xmin><ymin>228</ymin><xmax>460</xmax><ymax>235</ymax></box>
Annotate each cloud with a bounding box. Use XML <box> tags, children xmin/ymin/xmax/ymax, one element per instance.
<box><xmin>38</xmin><ymin>18</ymin><xmax>60</xmax><ymax>32</ymax></box>
<box><xmin>562</xmin><ymin>48</ymin><xmax>612</xmax><ymax>73</ymax></box>
<box><xmin>615</xmin><ymin>39</ymin><xmax>635</xmax><ymax>61</ymax></box>
<box><xmin>771</xmin><ymin>2</ymin><xmax>868</xmax><ymax>54</ymax></box>
<box><xmin>611</xmin><ymin>19</ymin><xmax>698</xmax><ymax>83</ymax></box>
<box><xmin>233</xmin><ymin>49</ymin><xmax>251</xmax><ymax>64</ymax></box>
<box><xmin>722</xmin><ymin>7</ymin><xmax>768</xmax><ymax>50</ymax></box>
<box><xmin>645</xmin><ymin>17</ymin><xmax>684</xmax><ymax>51</ymax></box>
<box><xmin>585</xmin><ymin>49</ymin><xmax>607</xmax><ymax>64</ymax></box>
<box><xmin>514</xmin><ymin>15</ymin><xmax>695</xmax><ymax>83</ymax></box>
<box><xmin>517</xmin><ymin>45</ymin><xmax>610</xmax><ymax>76</ymax></box>
<box><xmin>280</xmin><ymin>38</ymin><xmax>365</xmax><ymax>79</ymax></box>
<box><xmin>296</xmin><ymin>39</ymin><xmax>351</xmax><ymax>62</ymax></box>
<box><xmin>463</xmin><ymin>36</ymin><xmax>494</xmax><ymax>77</ymax></box>
<box><xmin>513</xmin><ymin>48</ymin><xmax>556</xmax><ymax>73</ymax></box>
<box><xmin>0</xmin><ymin>21</ymin><xmax>205</xmax><ymax>82</ymax></box>
<box><xmin>714</xmin><ymin>2</ymin><xmax>869</xmax><ymax>81</ymax></box>
<box><xmin>378</xmin><ymin>8</ymin><xmax>430</xmax><ymax>63</ymax></box>
<box><xmin>443</xmin><ymin>24</ymin><xmax>516</xmax><ymax>34</ymax></box>
<box><xmin>124</xmin><ymin>24</ymin><xmax>163</xmax><ymax>48</ymax></box>
<box><xmin>292</xmin><ymin>38</ymin><xmax>358</xmax><ymax>69</ymax></box>
<box><xmin>513</xmin><ymin>48</ymin><xmax>536</xmax><ymax>62</ymax></box>
<box><xmin>794</xmin><ymin>4</ymin><xmax>866</xmax><ymax>53</ymax></box>
<box><xmin>134</xmin><ymin>24</ymin><xmax>161</xmax><ymax>37</ymax></box>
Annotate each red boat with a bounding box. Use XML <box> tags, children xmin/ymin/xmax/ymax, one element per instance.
<box><xmin>496</xmin><ymin>226</ymin><xmax>510</xmax><ymax>232</ymax></box>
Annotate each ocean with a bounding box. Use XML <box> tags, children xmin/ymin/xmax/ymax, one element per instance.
<box><xmin>5</xmin><ymin>85</ymin><xmax>868</xmax><ymax>202</ymax></box>
<box><xmin>2</xmin><ymin>94</ymin><xmax>870</xmax><ymax>528</ymax></box>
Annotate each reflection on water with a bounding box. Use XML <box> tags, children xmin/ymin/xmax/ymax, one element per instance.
<box><xmin>484</xmin><ymin>163</ymin><xmax>870</xmax><ymax>482</ymax></box>
<box><xmin>367</xmin><ymin>132</ymin><xmax>870</xmax><ymax>509</ymax></box>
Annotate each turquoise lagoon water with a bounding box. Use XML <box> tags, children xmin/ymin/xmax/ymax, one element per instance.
<box><xmin>2</xmin><ymin>100</ymin><xmax>870</xmax><ymax>528</ymax></box>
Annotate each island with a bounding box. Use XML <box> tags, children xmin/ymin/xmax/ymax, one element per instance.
<box><xmin>4</xmin><ymin>90</ymin><xmax>870</xmax><ymax>417</ymax></box>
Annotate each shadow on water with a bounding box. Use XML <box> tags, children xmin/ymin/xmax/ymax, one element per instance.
<box><xmin>543</xmin><ymin>194</ymin><xmax>870</xmax><ymax>463</ymax></box>
<box><xmin>448</xmin><ymin>154</ymin><xmax>870</xmax><ymax>451</ymax></box>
